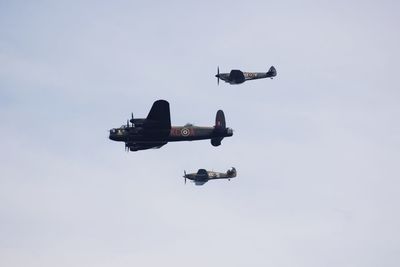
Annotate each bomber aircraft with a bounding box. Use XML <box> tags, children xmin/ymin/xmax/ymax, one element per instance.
<box><xmin>183</xmin><ymin>167</ymin><xmax>237</xmax><ymax>185</ymax></box>
<box><xmin>215</xmin><ymin>66</ymin><xmax>277</xmax><ymax>85</ymax></box>
<box><xmin>109</xmin><ymin>100</ymin><xmax>233</xmax><ymax>151</ymax></box>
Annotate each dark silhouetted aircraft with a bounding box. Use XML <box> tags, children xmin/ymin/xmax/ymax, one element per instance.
<box><xmin>183</xmin><ymin>167</ymin><xmax>237</xmax><ymax>185</ymax></box>
<box><xmin>109</xmin><ymin>100</ymin><xmax>233</xmax><ymax>151</ymax></box>
<box><xmin>215</xmin><ymin>66</ymin><xmax>277</xmax><ymax>85</ymax></box>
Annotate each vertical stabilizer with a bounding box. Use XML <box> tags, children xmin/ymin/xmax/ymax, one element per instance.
<box><xmin>211</xmin><ymin>110</ymin><xmax>227</xmax><ymax>146</ymax></box>
<box><xmin>215</xmin><ymin>110</ymin><xmax>226</xmax><ymax>130</ymax></box>
<box><xmin>267</xmin><ymin>66</ymin><xmax>277</xmax><ymax>78</ymax></box>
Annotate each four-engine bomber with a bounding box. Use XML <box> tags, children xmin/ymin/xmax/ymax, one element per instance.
<box><xmin>109</xmin><ymin>65</ymin><xmax>277</xmax><ymax>183</ymax></box>
<box><xmin>109</xmin><ymin>100</ymin><xmax>233</xmax><ymax>152</ymax></box>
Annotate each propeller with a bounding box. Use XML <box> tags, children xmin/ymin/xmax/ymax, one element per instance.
<box><xmin>184</xmin><ymin>170</ymin><xmax>187</xmax><ymax>184</ymax></box>
<box><xmin>130</xmin><ymin>113</ymin><xmax>134</xmax><ymax>124</ymax></box>
<box><xmin>216</xmin><ymin>66</ymin><xmax>220</xmax><ymax>85</ymax></box>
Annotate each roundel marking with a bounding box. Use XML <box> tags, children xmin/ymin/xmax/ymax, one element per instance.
<box><xmin>181</xmin><ymin>128</ymin><xmax>190</xmax><ymax>136</ymax></box>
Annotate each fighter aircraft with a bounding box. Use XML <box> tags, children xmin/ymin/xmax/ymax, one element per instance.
<box><xmin>183</xmin><ymin>167</ymin><xmax>237</xmax><ymax>185</ymax></box>
<box><xmin>215</xmin><ymin>66</ymin><xmax>277</xmax><ymax>85</ymax></box>
<box><xmin>109</xmin><ymin>100</ymin><xmax>233</xmax><ymax>151</ymax></box>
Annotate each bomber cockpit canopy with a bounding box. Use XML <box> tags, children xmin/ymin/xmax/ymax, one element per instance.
<box><xmin>110</xmin><ymin>126</ymin><xmax>126</xmax><ymax>134</ymax></box>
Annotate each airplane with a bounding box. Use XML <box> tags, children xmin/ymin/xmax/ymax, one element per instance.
<box><xmin>215</xmin><ymin>66</ymin><xmax>277</xmax><ymax>85</ymax></box>
<box><xmin>109</xmin><ymin>100</ymin><xmax>233</xmax><ymax>151</ymax></box>
<box><xmin>183</xmin><ymin>167</ymin><xmax>237</xmax><ymax>185</ymax></box>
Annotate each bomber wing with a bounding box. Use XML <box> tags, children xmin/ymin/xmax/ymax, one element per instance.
<box><xmin>127</xmin><ymin>142</ymin><xmax>167</xmax><ymax>151</ymax></box>
<box><xmin>144</xmin><ymin>100</ymin><xmax>171</xmax><ymax>130</ymax></box>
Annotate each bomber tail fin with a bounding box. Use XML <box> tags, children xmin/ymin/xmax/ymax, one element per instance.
<box><xmin>215</xmin><ymin>110</ymin><xmax>226</xmax><ymax>130</ymax></box>
<box><xmin>211</xmin><ymin>110</ymin><xmax>228</xmax><ymax>147</ymax></box>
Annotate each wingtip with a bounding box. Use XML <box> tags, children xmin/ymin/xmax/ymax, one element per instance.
<box><xmin>154</xmin><ymin>99</ymin><xmax>169</xmax><ymax>104</ymax></box>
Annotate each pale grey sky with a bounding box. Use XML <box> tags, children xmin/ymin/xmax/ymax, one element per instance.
<box><xmin>1</xmin><ymin>1</ymin><xmax>400</xmax><ymax>266</ymax></box>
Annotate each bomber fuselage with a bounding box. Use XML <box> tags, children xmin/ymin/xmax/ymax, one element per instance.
<box><xmin>109</xmin><ymin>125</ymin><xmax>233</xmax><ymax>143</ymax></box>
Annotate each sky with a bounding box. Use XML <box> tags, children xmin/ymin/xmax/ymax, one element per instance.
<box><xmin>1</xmin><ymin>0</ymin><xmax>400</xmax><ymax>266</ymax></box>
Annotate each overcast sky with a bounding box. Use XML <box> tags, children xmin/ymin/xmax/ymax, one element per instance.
<box><xmin>1</xmin><ymin>1</ymin><xmax>400</xmax><ymax>266</ymax></box>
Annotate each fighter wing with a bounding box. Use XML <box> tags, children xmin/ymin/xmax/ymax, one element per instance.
<box><xmin>144</xmin><ymin>100</ymin><xmax>171</xmax><ymax>130</ymax></box>
<box><xmin>196</xmin><ymin>169</ymin><xmax>210</xmax><ymax>179</ymax></box>
<box><xmin>229</xmin><ymin>70</ymin><xmax>245</xmax><ymax>83</ymax></box>
<box><xmin>128</xmin><ymin>142</ymin><xmax>167</xmax><ymax>151</ymax></box>
<box><xmin>197</xmin><ymin>169</ymin><xmax>208</xmax><ymax>175</ymax></box>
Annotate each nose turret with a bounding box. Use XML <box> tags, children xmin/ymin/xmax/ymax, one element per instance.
<box><xmin>109</xmin><ymin>129</ymin><xmax>117</xmax><ymax>141</ymax></box>
<box><xmin>109</xmin><ymin>128</ymin><xmax>125</xmax><ymax>141</ymax></box>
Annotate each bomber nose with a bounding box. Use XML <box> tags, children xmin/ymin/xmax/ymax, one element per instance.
<box><xmin>109</xmin><ymin>129</ymin><xmax>116</xmax><ymax>140</ymax></box>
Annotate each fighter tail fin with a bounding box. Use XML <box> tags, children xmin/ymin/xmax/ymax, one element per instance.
<box><xmin>227</xmin><ymin>167</ymin><xmax>237</xmax><ymax>178</ymax></box>
<box><xmin>267</xmin><ymin>66</ymin><xmax>277</xmax><ymax>78</ymax></box>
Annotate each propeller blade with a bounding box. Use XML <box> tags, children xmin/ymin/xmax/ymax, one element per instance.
<box><xmin>217</xmin><ymin>66</ymin><xmax>220</xmax><ymax>85</ymax></box>
<box><xmin>127</xmin><ymin>119</ymin><xmax>129</xmax><ymax>128</ymax></box>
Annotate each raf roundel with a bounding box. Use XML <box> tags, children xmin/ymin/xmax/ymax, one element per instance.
<box><xmin>181</xmin><ymin>128</ymin><xmax>190</xmax><ymax>137</ymax></box>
